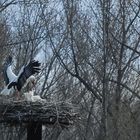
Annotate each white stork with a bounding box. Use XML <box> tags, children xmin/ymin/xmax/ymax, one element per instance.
<box><xmin>1</xmin><ymin>56</ymin><xmax>41</xmax><ymax>99</ymax></box>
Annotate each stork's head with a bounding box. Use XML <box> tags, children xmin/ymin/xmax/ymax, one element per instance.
<box><xmin>30</xmin><ymin>75</ymin><xmax>36</xmax><ymax>83</ymax></box>
<box><xmin>27</xmin><ymin>76</ymin><xmax>36</xmax><ymax>89</ymax></box>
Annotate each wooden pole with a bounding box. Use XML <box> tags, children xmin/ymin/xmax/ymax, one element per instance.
<box><xmin>27</xmin><ymin>122</ymin><xmax>42</xmax><ymax>140</ymax></box>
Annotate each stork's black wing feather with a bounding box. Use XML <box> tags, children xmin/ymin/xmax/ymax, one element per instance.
<box><xmin>3</xmin><ymin>56</ymin><xmax>13</xmax><ymax>85</ymax></box>
<box><xmin>16</xmin><ymin>60</ymin><xmax>41</xmax><ymax>91</ymax></box>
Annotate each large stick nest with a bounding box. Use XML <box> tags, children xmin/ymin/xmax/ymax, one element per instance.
<box><xmin>0</xmin><ymin>97</ymin><xmax>79</xmax><ymax>126</ymax></box>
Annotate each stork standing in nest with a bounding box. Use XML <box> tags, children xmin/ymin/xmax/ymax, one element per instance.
<box><xmin>1</xmin><ymin>56</ymin><xmax>41</xmax><ymax>99</ymax></box>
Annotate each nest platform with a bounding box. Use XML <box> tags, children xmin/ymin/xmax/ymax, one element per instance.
<box><xmin>0</xmin><ymin>96</ymin><xmax>79</xmax><ymax>139</ymax></box>
<box><xmin>0</xmin><ymin>97</ymin><xmax>78</xmax><ymax>126</ymax></box>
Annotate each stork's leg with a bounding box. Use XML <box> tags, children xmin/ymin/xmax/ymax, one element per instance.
<box><xmin>16</xmin><ymin>91</ymin><xmax>20</xmax><ymax>100</ymax></box>
<box><xmin>15</xmin><ymin>89</ymin><xmax>20</xmax><ymax>100</ymax></box>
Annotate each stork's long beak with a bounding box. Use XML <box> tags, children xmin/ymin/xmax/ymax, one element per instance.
<box><xmin>32</xmin><ymin>80</ymin><xmax>36</xmax><ymax>90</ymax></box>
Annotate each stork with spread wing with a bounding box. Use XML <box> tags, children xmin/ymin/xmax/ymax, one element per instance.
<box><xmin>1</xmin><ymin>56</ymin><xmax>41</xmax><ymax>99</ymax></box>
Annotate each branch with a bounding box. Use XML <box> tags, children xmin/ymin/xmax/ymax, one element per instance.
<box><xmin>111</xmin><ymin>32</ymin><xmax>140</xmax><ymax>56</ymax></box>
<box><xmin>125</xmin><ymin>4</ymin><xmax>140</xmax><ymax>34</ymax></box>
<box><xmin>0</xmin><ymin>0</ymin><xmax>16</xmax><ymax>12</ymax></box>
<box><xmin>109</xmin><ymin>79</ymin><xmax>140</xmax><ymax>99</ymax></box>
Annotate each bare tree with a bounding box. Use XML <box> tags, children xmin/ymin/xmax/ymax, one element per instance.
<box><xmin>1</xmin><ymin>0</ymin><xmax>140</xmax><ymax>140</ymax></box>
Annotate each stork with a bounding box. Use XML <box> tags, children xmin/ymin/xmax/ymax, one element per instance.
<box><xmin>1</xmin><ymin>56</ymin><xmax>41</xmax><ymax>99</ymax></box>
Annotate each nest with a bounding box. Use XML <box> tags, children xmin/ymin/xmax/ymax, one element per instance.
<box><xmin>0</xmin><ymin>97</ymin><xmax>79</xmax><ymax>127</ymax></box>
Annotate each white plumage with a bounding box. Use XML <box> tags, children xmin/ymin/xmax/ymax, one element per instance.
<box><xmin>24</xmin><ymin>91</ymin><xmax>46</xmax><ymax>102</ymax></box>
<box><xmin>6</xmin><ymin>65</ymin><xmax>17</xmax><ymax>83</ymax></box>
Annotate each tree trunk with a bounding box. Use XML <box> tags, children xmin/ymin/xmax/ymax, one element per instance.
<box><xmin>27</xmin><ymin>122</ymin><xmax>42</xmax><ymax>140</ymax></box>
